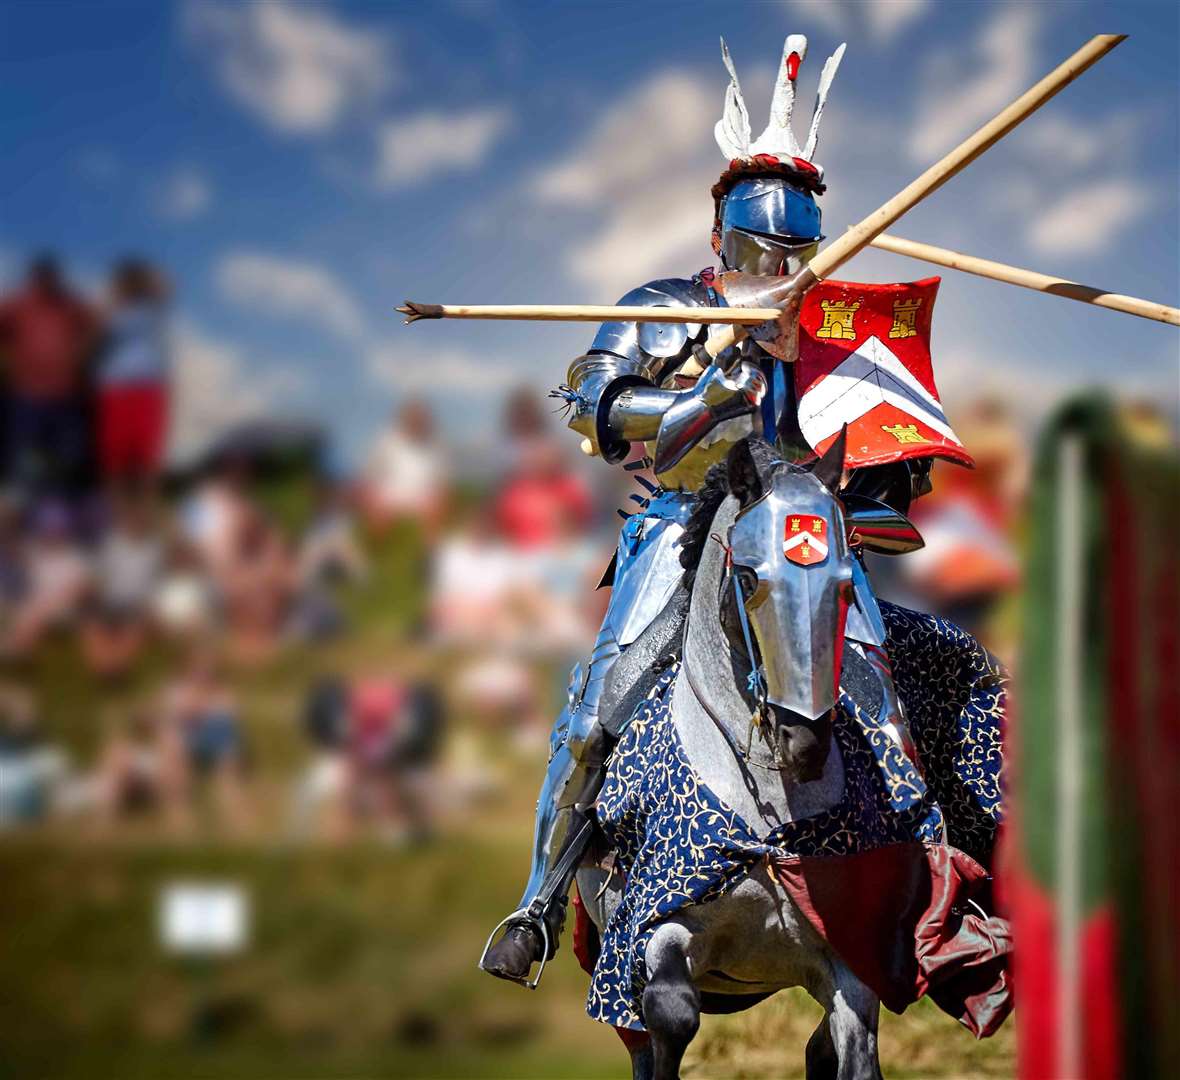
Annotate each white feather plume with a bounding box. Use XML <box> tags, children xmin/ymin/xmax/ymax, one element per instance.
<box><xmin>715</xmin><ymin>35</ymin><xmax>846</xmax><ymax>168</ymax></box>
<box><xmin>803</xmin><ymin>42</ymin><xmax>846</xmax><ymax>161</ymax></box>
<box><xmin>713</xmin><ymin>37</ymin><xmax>751</xmax><ymax>160</ymax></box>
<box><xmin>750</xmin><ymin>35</ymin><xmax>807</xmax><ymax>159</ymax></box>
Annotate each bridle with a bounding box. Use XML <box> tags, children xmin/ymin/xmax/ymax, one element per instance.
<box><xmin>681</xmin><ymin>529</ymin><xmax>784</xmax><ymax>772</ymax></box>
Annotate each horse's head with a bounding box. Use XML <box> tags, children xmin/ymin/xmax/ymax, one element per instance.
<box><xmin>719</xmin><ymin>432</ymin><xmax>853</xmax><ymax>781</ymax></box>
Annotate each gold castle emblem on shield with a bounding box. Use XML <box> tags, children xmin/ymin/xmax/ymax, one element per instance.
<box><xmin>815</xmin><ymin>299</ymin><xmax>861</xmax><ymax>340</ymax></box>
<box><xmin>889</xmin><ymin>298</ymin><xmax>923</xmax><ymax>339</ymax></box>
<box><xmin>882</xmin><ymin>423</ymin><xmax>928</xmax><ymax>444</ymax></box>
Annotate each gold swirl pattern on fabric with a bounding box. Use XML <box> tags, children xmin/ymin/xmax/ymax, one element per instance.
<box><xmin>586</xmin><ymin>601</ymin><xmax>1006</xmax><ymax>1031</ymax></box>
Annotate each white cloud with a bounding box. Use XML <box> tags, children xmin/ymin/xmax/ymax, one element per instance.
<box><xmin>374</xmin><ymin>106</ymin><xmax>512</xmax><ymax>190</ymax></box>
<box><xmin>785</xmin><ymin>0</ymin><xmax>848</xmax><ymax>36</ymax></box>
<box><xmin>531</xmin><ymin>69</ymin><xmax>720</xmax><ymax>293</ymax></box>
<box><xmin>566</xmin><ymin>182</ymin><xmax>714</xmax><ymax>298</ymax></box>
<box><xmin>170</xmin><ymin>320</ymin><xmax>306</xmax><ymax>462</ymax></box>
<box><xmin>1027</xmin><ymin>179</ymin><xmax>1154</xmax><ymax>257</ymax></box>
<box><xmin>185</xmin><ymin>0</ymin><xmax>391</xmax><ymax>135</ymax></box>
<box><xmin>365</xmin><ymin>340</ymin><xmax>520</xmax><ymax>396</ymax></box>
<box><xmin>533</xmin><ymin>70</ymin><xmax>716</xmax><ymax>207</ymax></box>
<box><xmin>216</xmin><ymin>252</ymin><xmax>367</xmax><ymax>340</ymax></box>
<box><xmin>907</xmin><ymin>6</ymin><xmax>1040</xmax><ymax>162</ymax></box>
<box><xmin>787</xmin><ymin>0</ymin><xmax>930</xmax><ymax>45</ymax></box>
<box><xmin>865</xmin><ymin>0</ymin><xmax>930</xmax><ymax>45</ymax></box>
<box><xmin>154</xmin><ymin>167</ymin><xmax>212</xmax><ymax>221</ymax></box>
<box><xmin>1010</xmin><ymin>110</ymin><xmax>1145</xmax><ymax>172</ymax></box>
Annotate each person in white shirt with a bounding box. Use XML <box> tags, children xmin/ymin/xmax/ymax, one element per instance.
<box><xmin>360</xmin><ymin>401</ymin><xmax>449</xmax><ymax>538</ymax></box>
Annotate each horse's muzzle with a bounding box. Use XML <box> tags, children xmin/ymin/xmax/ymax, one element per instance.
<box><xmin>769</xmin><ymin>705</ymin><xmax>834</xmax><ymax>782</ymax></box>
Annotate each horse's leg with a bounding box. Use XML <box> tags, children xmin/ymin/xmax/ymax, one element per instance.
<box><xmin>626</xmin><ymin>1036</ymin><xmax>655</xmax><ymax>1080</ymax></box>
<box><xmin>807</xmin><ymin>960</ymin><xmax>882</xmax><ymax>1080</ymax></box>
<box><xmin>642</xmin><ymin>923</ymin><xmax>700</xmax><ymax>1080</ymax></box>
<box><xmin>805</xmin><ymin>1015</ymin><xmax>838</xmax><ymax>1080</ymax></box>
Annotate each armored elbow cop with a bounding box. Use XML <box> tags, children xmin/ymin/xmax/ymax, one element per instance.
<box><xmin>565</xmin><ymin>352</ymin><xmax>767</xmax><ymax>470</ymax></box>
<box><xmin>564</xmin><ymin>352</ymin><xmax>660</xmax><ymax>463</ymax></box>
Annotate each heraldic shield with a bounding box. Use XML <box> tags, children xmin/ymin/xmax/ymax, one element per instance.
<box><xmin>783</xmin><ymin>512</ymin><xmax>829</xmax><ymax>566</ymax></box>
<box><xmin>794</xmin><ymin>277</ymin><xmax>974</xmax><ymax>469</ymax></box>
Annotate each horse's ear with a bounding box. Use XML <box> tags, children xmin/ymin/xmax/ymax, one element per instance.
<box><xmin>811</xmin><ymin>425</ymin><xmax>847</xmax><ymax>493</ymax></box>
<box><xmin>727</xmin><ymin>439</ymin><xmax>765</xmax><ymax>507</ymax></box>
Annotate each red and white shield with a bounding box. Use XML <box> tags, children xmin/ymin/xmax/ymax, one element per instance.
<box><xmin>784</xmin><ymin>512</ymin><xmax>829</xmax><ymax>566</ymax></box>
<box><xmin>794</xmin><ymin>277</ymin><xmax>974</xmax><ymax>470</ymax></box>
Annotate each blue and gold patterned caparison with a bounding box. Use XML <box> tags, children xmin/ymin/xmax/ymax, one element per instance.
<box><xmin>587</xmin><ymin>602</ymin><xmax>1006</xmax><ymax>1031</ymax></box>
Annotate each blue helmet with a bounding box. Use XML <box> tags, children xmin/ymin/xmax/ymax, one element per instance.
<box><xmin>719</xmin><ymin>176</ymin><xmax>822</xmax><ymax>275</ymax></box>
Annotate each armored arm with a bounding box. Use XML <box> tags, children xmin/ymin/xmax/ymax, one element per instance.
<box><xmin>560</xmin><ymin>278</ymin><xmax>766</xmax><ymax>471</ymax></box>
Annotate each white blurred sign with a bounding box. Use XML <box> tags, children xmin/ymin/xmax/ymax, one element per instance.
<box><xmin>159</xmin><ymin>882</ymin><xmax>249</xmax><ymax>955</ymax></box>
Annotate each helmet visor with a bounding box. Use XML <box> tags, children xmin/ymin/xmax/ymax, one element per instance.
<box><xmin>722</xmin><ymin>228</ymin><xmax>819</xmax><ymax>276</ymax></box>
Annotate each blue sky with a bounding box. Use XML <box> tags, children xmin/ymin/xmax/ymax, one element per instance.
<box><xmin>1</xmin><ymin>0</ymin><xmax>1177</xmax><ymax>466</ymax></box>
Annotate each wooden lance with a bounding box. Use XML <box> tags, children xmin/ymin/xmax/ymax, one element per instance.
<box><xmin>867</xmin><ymin>233</ymin><xmax>1180</xmax><ymax>327</ymax></box>
<box><xmin>400</xmin><ymin>34</ymin><xmax>1127</xmax><ymax>349</ymax></box>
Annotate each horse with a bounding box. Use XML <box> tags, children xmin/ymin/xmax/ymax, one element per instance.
<box><xmin>577</xmin><ymin>433</ymin><xmax>893</xmax><ymax>1080</ymax></box>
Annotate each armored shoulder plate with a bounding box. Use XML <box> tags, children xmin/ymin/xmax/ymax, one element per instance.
<box><xmin>590</xmin><ymin>276</ymin><xmax>713</xmax><ymax>365</ymax></box>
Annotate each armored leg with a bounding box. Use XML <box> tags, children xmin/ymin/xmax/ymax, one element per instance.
<box><xmin>480</xmin><ymin>625</ymin><xmax>621</xmax><ymax>986</ymax></box>
<box><xmin>481</xmin><ymin>489</ymin><xmax>695</xmax><ymax>987</ymax></box>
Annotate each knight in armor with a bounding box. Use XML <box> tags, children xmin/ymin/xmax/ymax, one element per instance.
<box><xmin>482</xmin><ymin>35</ymin><xmax>938</xmax><ymax>986</ymax></box>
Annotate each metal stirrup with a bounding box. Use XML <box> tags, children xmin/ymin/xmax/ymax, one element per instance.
<box><xmin>477</xmin><ymin>816</ymin><xmax>596</xmax><ymax>990</ymax></box>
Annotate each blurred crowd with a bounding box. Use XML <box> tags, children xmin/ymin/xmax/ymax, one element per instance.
<box><xmin>0</xmin><ymin>254</ymin><xmax>618</xmax><ymax>843</ymax></box>
<box><xmin>0</xmin><ymin>250</ymin><xmax>1034</xmax><ymax>846</ymax></box>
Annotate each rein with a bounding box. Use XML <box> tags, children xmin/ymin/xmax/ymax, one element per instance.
<box><xmin>680</xmin><ymin>533</ymin><xmax>782</xmax><ymax>772</ymax></box>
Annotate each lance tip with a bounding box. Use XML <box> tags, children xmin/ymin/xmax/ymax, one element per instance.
<box><xmin>397</xmin><ymin>300</ymin><xmax>444</xmax><ymax>324</ymax></box>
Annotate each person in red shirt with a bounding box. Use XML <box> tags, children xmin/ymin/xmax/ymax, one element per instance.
<box><xmin>495</xmin><ymin>389</ymin><xmax>593</xmax><ymax>551</ymax></box>
<box><xmin>95</xmin><ymin>258</ymin><xmax>171</xmax><ymax>488</ymax></box>
<box><xmin>495</xmin><ymin>440</ymin><xmax>592</xmax><ymax>551</ymax></box>
<box><xmin>0</xmin><ymin>255</ymin><xmax>99</xmax><ymax>497</ymax></box>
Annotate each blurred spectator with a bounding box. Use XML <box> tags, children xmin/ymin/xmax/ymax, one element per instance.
<box><xmin>0</xmin><ymin>493</ymin><xmax>29</xmax><ymax>635</ymax></box>
<box><xmin>387</xmin><ymin>681</ymin><xmax>444</xmax><ymax>841</ymax></box>
<box><xmin>347</xmin><ymin>673</ymin><xmax>443</xmax><ymax>844</ymax></box>
<box><xmin>160</xmin><ymin>649</ymin><xmax>251</xmax><ymax>833</ymax></box>
<box><xmin>217</xmin><ymin>504</ymin><xmax>295</xmax><ymax>664</ymax></box>
<box><xmin>513</xmin><ymin>506</ymin><xmax>603</xmax><ymax>655</ymax></box>
<box><xmin>495</xmin><ymin>388</ymin><xmax>591</xmax><ymax>551</ymax></box>
<box><xmin>1</xmin><ymin>502</ymin><xmax>90</xmax><ymax>658</ymax></box>
<box><xmin>429</xmin><ymin>506</ymin><xmax>517</xmax><ymax>646</ymax></box>
<box><xmin>80</xmin><ymin>493</ymin><xmax>165</xmax><ymax>678</ymax></box>
<box><xmin>289</xmin><ymin>674</ymin><xmax>351</xmax><ymax>840</ymax></box>
<box><xmin>0</xmin><ymin>685</ymin><xmax>67</xmax><ymax>826</ymax></box>
<box><xmin>901</xmin><ymin>398</ymin><xmax>1024</xmax><ymax>642</ymax></box>
<box><xmin>152</xmin><ymin>535</ymin><xmax>218</xmax><ymax>640</ymax></box>
<box><xmin>96</xmin><ymin>258</ymin><xmax>171</xmax><ymax>490</ymax></box>
<box><xmin>179</xmin><ymin>457</ymin><xmax>251</xmax><ymax>574</ymax></box>
<box><xmin>298</xmin><ymin>483</ymin><xmax>367</xmax><ymax>586</ymax></box>
<box><xmin>359</xmin><ymin>400</ymin><xmax>449</xmax><ymax>538</ymax></box>
<box><xmin>288</xmin><ymin>483</ymin><xmax>367</xmax><ymax>643</ymax></box>
<box><xmin>500</xmin><ymin>387</ymin><xmax>553</xmax><ymax>474</ymax></box>
<box><xmin>91</xmin><ymin>706</ymin><xmax>185</xmax><ymax>829</ymax></box>
<box><xmin>0</xmin><ymin>254</ymin><xmax>99</xmax><ymax>499</ymax></box>
<box><xmin>495</xmin><ymin>440</ymin><xmax>592</xmax><ymax>551</ymax></box>
<box><xmin>348</xmin><ymin>674</ymin><xmax>403</xmax><ymax>834</ymax></box>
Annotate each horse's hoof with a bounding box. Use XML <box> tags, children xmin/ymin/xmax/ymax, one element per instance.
<box><xmin>481</xmin><ymin>924</ymin><xmax>542</xmax><ymax>983</ymax></box>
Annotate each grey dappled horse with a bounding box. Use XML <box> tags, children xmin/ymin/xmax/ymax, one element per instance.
<box><xmin>578</xmin><ymin>435</ymin><xmax>888</xmax><ymax>1080</ymax></box>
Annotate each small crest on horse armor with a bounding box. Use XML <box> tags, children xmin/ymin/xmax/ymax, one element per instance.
<box><xmin>783</xmin><ymin>513</ymin><xmax>829</xmax><ymax>565</ymax></box>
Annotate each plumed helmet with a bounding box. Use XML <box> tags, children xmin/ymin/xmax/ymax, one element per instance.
<box><xmin>711</xmin><ymin>35</ymin><xmax>845</xmax><ymax>275</ymax></box>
